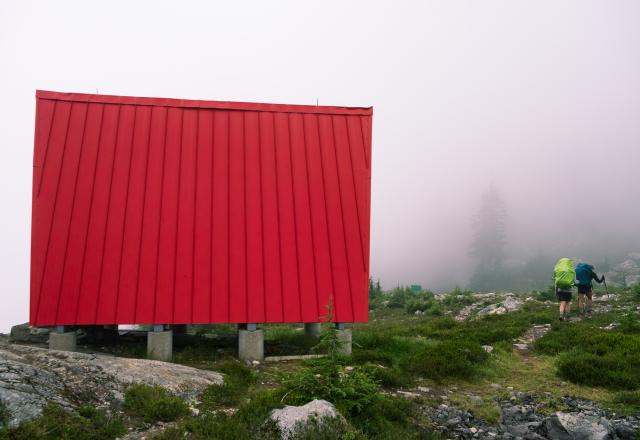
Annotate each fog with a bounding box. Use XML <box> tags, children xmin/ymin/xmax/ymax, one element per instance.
<box><xmin>1</xmin><ymin>1</ymin><xmax>639</xmax><ymax>331</ymax></box>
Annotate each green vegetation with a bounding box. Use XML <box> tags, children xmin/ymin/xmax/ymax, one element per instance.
<box><xmin>614</xmin><ymin>390</ymin><xmax>640</xmax><ymax>413</ymax></box>
<box><xmin>280</xmin><ymin>314</ymin><xmax>430</xmax><ymax>438</ymax></box>
<box><xmin>0</xmin><ymin>401</ymin><xmax>8</xmax><ymax>428</ymax></box>
<box><xmin>535</xmin><ymin>324</ymin><xmax>640</xmax><ymax>389</ymax></box>
<box><xmin>282</xmin><ymin>359</ymin><xmax>380</xmax><ymax>416</ymax></box>
<box><xmin>155</xmin><ymin>390</ymin><xmax>284</xmax><ymax>440</ymax></box>
<box><xmin>200</xmin><ymin>359</ymin><xmax>256</xmax><ymax>409</ymax></box>
<box><xmin>0</xmin><ymin>404</ymin><xmax>125</xmax><ymax>440</ymax></box>
<box><xmin>619</xmin><ymin>312</ymin><xmax>640</xmax><ymax>334</ymax></box>
<box><xmin>401</xmin><ymin>339</ymin><xmax>489</xmax><ymax>382</ymax></box>
<box><xmin>406</xmin><ymin>290</ymin><xmax>442</xmax><ymax>316</ymax></box>
<box><xmin>284</xmin><ymin>416</ymin><xmax>358</xmax><ymax>440</ymax></box>
<box><xmin>440</xmin><ymin>288</ymin><xmax>475</xmax><ymax>309</ymax></box>
<box><xmin>123</xmin><ymin>384</ymin><xmax>191</xmax><ymax>423</ymax></box>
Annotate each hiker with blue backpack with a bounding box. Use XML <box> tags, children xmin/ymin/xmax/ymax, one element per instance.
<box><xmin>575</xmin><ymin>262</ymin><xmax>605</xmax><ymax>318</ymax></box>
<box><xmin>554</xmin><ymin>258</ymin><xmax>576</xmax><ymax>321</ymax></box>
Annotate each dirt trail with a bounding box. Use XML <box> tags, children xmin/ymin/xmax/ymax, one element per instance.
<box><xmin>513</xmin><ymin>324</ymin><xmax>551</xmax><ymax>359</ymax></box>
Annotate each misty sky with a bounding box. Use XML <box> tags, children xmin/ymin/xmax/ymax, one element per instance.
<box><xmin>1</xmin><ymin>1</ymin><xmax>639</xmax><ymax>332</ymax></box>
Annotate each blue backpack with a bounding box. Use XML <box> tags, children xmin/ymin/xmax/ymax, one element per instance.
<box><xmin>575</xmin><ymin>263</ymin><xmax>593</xmax><ymax>286</ymax></box>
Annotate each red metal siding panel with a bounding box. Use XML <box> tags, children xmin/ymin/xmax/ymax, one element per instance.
<box><xmin>192</xmin><ymin>111</ymin><xmax>213</xmax><ymax>323</ymax></box>
<box><xmin>30</xmin><ymin>91</ymin><xmax>372</xmax><ymax>325</ymax></box>
<box><xmin>211</xmin><ymin>111</ymin><xmax>230</xmax><ymax>322</ymax></box>
<box><xmin>244</xmin><ymin>112</ymin><xmax>265</xmax><ymax>323</ymax></box>
<box><xmin>259</xmin><ymin>112</ymin><xmax>284</xmax><ymax>322</ymax></box>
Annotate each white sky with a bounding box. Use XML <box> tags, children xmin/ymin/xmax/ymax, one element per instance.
<box><xmin>1</xmin><ymin>1</ymin><xmax>639</xmax><ymax>332</ymax></box>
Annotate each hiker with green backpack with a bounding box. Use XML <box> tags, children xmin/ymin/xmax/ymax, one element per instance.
<box><xmin>575</xmin><ymin>262</ymin><xmax>605</xmax><ymax>318</ymax></box>
<box><xmin>554</xmin><ymin>258</ymin><xmax>575</xmax><ymax>321</ymax></box>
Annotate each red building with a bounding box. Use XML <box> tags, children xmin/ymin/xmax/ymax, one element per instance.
<box><xmin>30</xmin><ymin>91</ymin><xmax>372</xmax><ymax>326</ymax></box>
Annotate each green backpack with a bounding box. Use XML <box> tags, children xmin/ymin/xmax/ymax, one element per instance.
<box><xmin>554</xmin><ymin>258</ymin><xmax>575</xmax><ymax>290</ymax></box>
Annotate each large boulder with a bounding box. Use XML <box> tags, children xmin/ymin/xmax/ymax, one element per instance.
<box><xmin>478</xmin><ymin>295</ymin><xmax>523</xmax><ymax>317</ymax></box>
<box><xmin>542</xmin><ymin>412</ymin><xmax>613</xmax><ymax>440</ymax></box>
<box><xmin>478</xmin><ymin>303</ymin><xmax>507</xmax><ymax>316</ymax></box>
<box><xmin>503</xmin><ymin>295</ymin><xmax>524</xmax><ymax>312</ymax></box>
<box><xmin>270</xmin><ymin>400</ymin><xmax>341</xmax><ymax>439</ymax></box>
<box><xmin>9</xmin><ymin>323</ymin><xmax>51</xmax><ymax>344</ymax></box>
<box><xmin>0</xmin><ymin>341</ymin><xmax>223</xmax><ymax>427</ymax></box>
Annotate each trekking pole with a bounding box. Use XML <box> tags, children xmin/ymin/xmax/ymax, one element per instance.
<box><xmin>603</xmin><ymin>279</ymin><xmax>610</xmax><ymax>295</ymax></box>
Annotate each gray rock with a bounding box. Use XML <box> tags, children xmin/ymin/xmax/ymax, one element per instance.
<box><xmin>9</xmin><ymin>323</ymin><xmax>51</xmax><ymax>344</ymax></box>
<box><xmin>543</xmin><ymin>412</ymin><xmax>613</xmax><ymax>440</ymax></box>
<box><xmin>483</xmin><ymin>345</ymin><xmax>494</xmax><ymax>353</ymax></box>
<box><xmin>479</xmin><ymin>304</ymin><xmax>507</xmax><ymax>316</ymax></box>
<box><xmin>594</xmin><ymin>294</ymin><xmax>618</xmax><ymax>303</ymax></box>
<box><xmin>506</xmin><ymin>422</ymin><xmax>540</xmax><ymax>436</ymax></box>
<box><xmin>615</xmin><ymin>423</ymin><xmax>638</xmax><ymax>440</ymax></box>
<box><xmin>523</xmin><ymin>433</ymin><xmax>547</xmax><ymax>440</ymax></box>
<box><xmin>0</xmin><ymin>341</ymin><xmax>222</xmax><ymax>426</ymax></box>
<box><xmin>270</xmin><ymin>400</ymin><xmax>340</xmax><ymax>440</ymax></box>
<box><xmin>446</xmin><ymin>416</ymin><xmax>462</xmax><ymax>427</ymax></box>
<box><xmin>503</xmin><ymin>296</ymin><xmax>523</xmax><ymax>312</ymax></box>
<box><xmin>455</xmin><ymin>304</ymin><xmax>479</xmax><ymax>321</ymax></box>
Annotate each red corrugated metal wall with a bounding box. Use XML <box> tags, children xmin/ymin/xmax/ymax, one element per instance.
<box><xmin>30</xmin><ymin>91</ymin><xmax>372</xmax><ymax>326</ymax></box>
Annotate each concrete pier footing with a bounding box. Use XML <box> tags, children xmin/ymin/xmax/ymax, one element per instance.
<box><xmin>336</xmin><ymin>328</ymin><xmax>352</xmax><ymax>356</ymax></box>
<box><xmin>238</xmin><ymin>329</ymin><xmax>264</xmax><ymax>362</ymax></box>
<box><xmin>304</xmin><ymin>322</ymin><xmax>321</xmax><ymax>337</ymax></box>
<box><xmin>147</xmin><ymin>329</ymin><xmax>173</xmax><ymax>362</ymax></box>
<box><xmin>49</xmin><ymin>328</ymin><xmax>77</xmax><ymax>352</ymax></box>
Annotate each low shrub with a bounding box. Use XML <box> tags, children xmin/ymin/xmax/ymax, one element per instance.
<box><xmin>441</xmin><ymin>288</ymin><xmax>475</xmax><ymax>309</ymax></box>
<box><xmin>387</xmin><ymin>287</ymin><xmax>413</xmax><ymax>309</ymax></box>
<box><xmin>534</xmin><ymin>285</ymin><xmax>556</xmax><ymax>301</ymax></box>
<box><xmin>556</xmin><ymin>350</ymin><xmax>640</xmax><ymax>390</ymax></box>
<box><xmin>405</xmin><ymin>290</ymin><xmax>441</xmax><ymax>315</ymax></box>
<box><xmin>288</xmin><ymin>415</ymin><xmax>359</xmax><ymax>440</ymax></box>
<box><xmin>352</xmin><ymin>349</ymin><xmax>394</xmax><ymax>366</ymax></box>
<box><xmin>400</xmin><ymin>339</ymin><xmax>489</xmax><ymax>382</ymax></box>
<box><xmin>348</xmin><ymin>395</ymin><xmax>433</xmax><ymax>439</ymax></box>
<box><xmin>0</xmin><ymin>403</ymin><xmax>125</xmax><ymax>440</ymax></box>
<box><xmin>614</xmin><ymin>390</ymin><xmax>640</xmax><ymax>412</ymax></box>
<box><xmin>535</xmin><ymin>325</ymin><xmax>640</xmax><ymax>357</ymax></box>
<box><xmin>536</xmin><ymin>325</ymin><xmax>640</xmax><ymax>390</ymax></box>
<box><xmin>619</xmin><ymin>313</ymin><xmax>640</xmax><ymax>334</ymax></box>
<box><xmin>282</xmin><ymin>360</ymin><xmax>379</xmax><ymax>417</ymax></box>
<box><xmin>0</xmin><ymin>401</ymin><xmax>8</xmax><ymax>427</ymax></box>
<box><xmin>200</xmin><ymin>359</ymin><xmax>255</xmax><ymax>409</ymax></box>
<box><xmin>360</xmin><ymin>364</ymin><xmax>413</xmax><ymax>388</ymax></box>
<box><xmin>353</xmin><ymin>332</ymin><xmax>423</xmax><ymax>366</ymax></box>
<box><xmin>123</xmin><ymin>384</ymin><xmax>190</xmax><ymax>423</ymax></box>
<box><xmin>154</xmin><ymin>390</ymin><xmax>284</xmax><ymax>440</ymax></box>
<box><xmin>412</xmin><ymin>307</ymin><xmax>553</xmax><ymax>346</ymax></box>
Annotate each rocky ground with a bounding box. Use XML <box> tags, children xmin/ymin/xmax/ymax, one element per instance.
<box><xmin>454</xmin><ymin>293</ymin><xmax>526</xmax><ymax>322</ymax></box>
<box><xmin>402</xmin><ymin>384</ymin><xmax>639</xmax><ymax>440</ymax></box>
<box><xmin>0</xmin><ymin>338</ymin><xmax>222</xmax><ymax>427</ymax></box>
<box><xmin>387</xmin><ymin>318</ymin><xmax>639</xmax><ymax>439</ymax></box>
